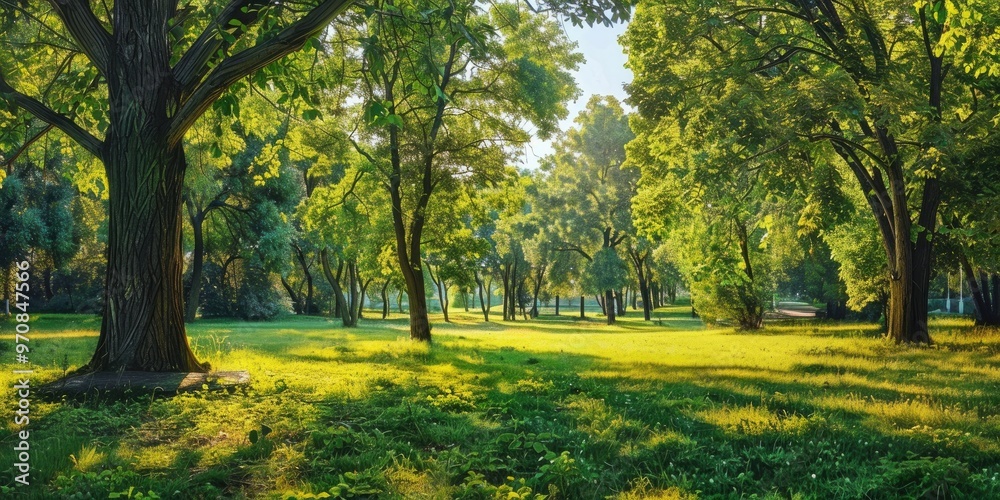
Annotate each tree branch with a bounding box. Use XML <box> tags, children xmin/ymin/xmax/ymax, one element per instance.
<box><xmin>168</xmin><ymin>0</ymin><xmax>353</xmax><ymax>146</ymax></box>
<box><xmin>47</xmin><ymin>0</ymin><xmax>111</xmax><ymax>76</ymax></box>
<box><xmin>0</xmin><ymin>72</ymin><xmax>103</xmax><ymax>158</ymax></box>
<box><xmin>4</xmin><ymin>124</ymin><xmax>53</xmax><ymax>168</ymax></box>
<box><xmin>172</xmin><ymin>0</ymin><xmax>271</xmax><ymax>97</ymax></box>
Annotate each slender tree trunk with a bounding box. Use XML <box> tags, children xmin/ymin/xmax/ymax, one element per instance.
<box><xmin>427</xmin><ymin>262</ymin><xmax>449</xmax><ymax>322</ymax></box>
<box><xmin>358</xmin><ymin>278</ymin><xmax>370</xmax><ymax>320</ymax></box>
<box><xmin>580</xmin><ymin>296</ymin><xmax>585</xmax><ymax>318</ymax></box>
<box><xmin>501</xmin><ymin>264</ymin><xmax>511</xmax><ymax>321</ymax></box>
<box><xmin>281</xmin><ymin>276</ymin><xmax>302</xmax><ymax>315</ymax></box>
<box><xmin>475</xmin><ymin>269</ymin><xmax>490</xmax><ymax>321</ymax></box>
<box><xmin>437</xmin><ymin>278</ymin><xmax>448</xmax><ymax>322</ymax></box>
<box><xmin>555</xmin><ymin>295</ymin><xmax>560</xmax><ymax>316</ymax></box>
<box><xmin>517</xmin><ymin>279</ymin><xmax>528</xmax><ymax>320</ymax></box>
<box><xmin>294</xmin><ymin>245</ymin><xmax>315</xmax><ymax>315</ymax></box>
<box><xmin>334</xmin><ymin>261</ymin><xmax>344</xmax><ymax>317</ymax></box>
<box><xmin>381</xmin><ymin>281</ymin><xmax>390</xmax><ymax>319</ymax></box>
<box><xmin>348</xmin><ymin>261</ymin><xmax>359</xmax><ymax>325</ymax></box>
<box><xmin>184</xmin><ymin>206</ymin><xmax>204</xmax><ymax>323</ymax></box>
<box><xmin>605</xmin><ymin>290</ymin><xmax>616</xmax><ymax>325</ymax></box>
<box><xmin>42</xmin><ymin>267</ymin><xmax>54</xmax><ymax>301</ymax></box>
<box><xmin>960</xmin><ymin>253</ymin><xmax>997</xmax><ymax>326</ymax></box>
<box><xmin>530</xmin><ymin>265</ymin><xmax>545</xmax><ymax>318</ymax></box>
<box><xmin>397</xmin><ymin>289</ymin><xmax>404</xmax><ymax>313</ymax></box>
<box><xmin>321</xmin><ymin>249</ymin><xmax>353</xmax><ymax>326</ymax></box>
<box><xmin>3</xmin><ymin>265</ymin><xmax>10</xmax><ymax>317</ymax></box>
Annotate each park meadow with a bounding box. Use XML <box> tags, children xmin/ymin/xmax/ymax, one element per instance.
<box><xmin>4</xmin><ymin>0</ymin><xmax>1000</xmax><ymax>498</ymax></box>
<box><xmin>3</xmin><ymin>308</ymin><xmax>1000</xmax><ymax>498</ymax></box>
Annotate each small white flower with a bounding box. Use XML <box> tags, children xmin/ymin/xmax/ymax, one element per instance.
<box><xmin>811</xmin><ymin>474</ymin><xmax>816</xmax><ymax>479</ymax></box>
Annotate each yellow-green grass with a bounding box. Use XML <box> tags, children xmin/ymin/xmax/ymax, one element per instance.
<box><xmin>1</xmin><ymin>308</ymin><xmax>999</xmax><ymax>499</ymax></box>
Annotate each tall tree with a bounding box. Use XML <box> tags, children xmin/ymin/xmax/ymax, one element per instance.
<box><xmin>543</xmin><ymin>95</ymin><xmax>636</xmax><ymax>324</ymax></box>
<box><xmin>0</xmin><ymin>0</ymin><xmax>627</xmax><ymax>370</ymax></box>
<box><xmin>349</xmin><ymin>0</ymin><xmax>582</xmax><ymax>340</ymax></box>
<box><xmin>624</xmin><ymin>0</ymin><xmax>999</xmax><ymax>342</ymax></box>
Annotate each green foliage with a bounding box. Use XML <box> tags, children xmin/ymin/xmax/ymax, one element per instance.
<box><xmin>825</xmin><ymin>197</ymin><xmax>890</xmax><ymax>315</ymax></box>
<box><xmin>582</xmin><ymin>248</ymin><xmax>628</xmax><ymax>295</ymax></box>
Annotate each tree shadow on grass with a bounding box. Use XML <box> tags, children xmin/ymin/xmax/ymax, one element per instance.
<box><xmin>7</xmin><ymin>314</ymin><xmax>1000</xmax><ymax>499</ymax></box>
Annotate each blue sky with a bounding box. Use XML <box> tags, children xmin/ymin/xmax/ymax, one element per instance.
<box><xmin>521</xmin><ymin>21</ymin><xmax>633</xmax><ymax>170</ymax></box>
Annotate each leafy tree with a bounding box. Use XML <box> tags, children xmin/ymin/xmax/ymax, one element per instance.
<box><xmin>348</xmin><ymin>0</ymin><xmax>583</xmax><ymax>340</ymax></box>
<box><xmin>543</xmin><ymin>95</ymin><xmax>635</xmax><ymax>324</ymax></box>
<box><xmin>623</xmin><ymin>0</ymin><xmax>1000</xmax><ymax>343</ymax></box>
<box><xmin>0</xmin><ymin>0</ymin><xmax>632</xmax><ymax>370</ymax></box>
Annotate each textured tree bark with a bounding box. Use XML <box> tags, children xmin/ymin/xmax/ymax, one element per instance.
<box><xmin>87</xmin><ymin>143</ymin><xmax>205</xmax><ymax>372</ymax></box>
<box><xmin>881</xmin><ymin>172</ymin><xmax>936</xmax><ymax>344</ymax></box>
<box><xmin>85</xmin><ymin>4</ymin><xmax>206</xmax><ymax>372</ymax></box>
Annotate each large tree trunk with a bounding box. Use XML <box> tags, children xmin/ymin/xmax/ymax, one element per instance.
<box><xmin>88</xmin><ymin>142</ymin><xmax>205</xmax><ymax>372</ymax></box>
<box><xmin>880</xmin><ymin>172</ymin><xmax>937</xmax><ymax>344</ymax></box>
<box><xmin>85</xmin><ymin>3</ymin><xmax>205</xmax><ymax>371</ymax></box>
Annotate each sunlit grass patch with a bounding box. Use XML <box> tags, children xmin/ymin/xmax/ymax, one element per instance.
<box><xmin>4</xmin><ymin>308</ymin><xmax>1000</xmax><ymax>498</ymax></box>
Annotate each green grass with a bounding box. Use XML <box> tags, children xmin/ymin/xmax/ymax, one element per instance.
<box><xmin>2</xmin><ymin>307</ymin><xmax>1000</xmax><ymax>499</ymax></box>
